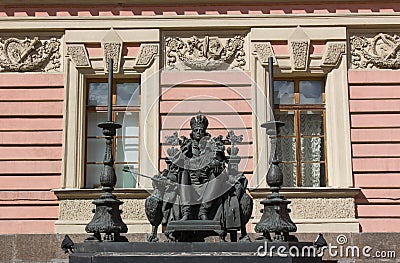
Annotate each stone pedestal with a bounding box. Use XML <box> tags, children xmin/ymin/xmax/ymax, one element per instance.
<box><xmin>165</xmin><ymin>220</ymin><xmax>224</xmax><ymax>242</ymax></box>
<box><xmin>69</xmin><ymin>242</ymin><xmax>322</xmax><ymax>263</ymax></box>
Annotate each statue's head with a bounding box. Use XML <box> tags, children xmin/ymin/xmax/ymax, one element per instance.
<box><xmin>190</xmin><ymin>113</ymin><xmax>208</xmax><ymax>141</ymax></box>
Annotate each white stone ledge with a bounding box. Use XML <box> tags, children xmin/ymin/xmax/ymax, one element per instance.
<box><xmin>249</xmin><ymin>187</ymin><xmax>360</xmax><ymax>199</ymax></box>
<box><xmin>1</xmin><ymin>13</ymin><xmax>400</xmax><ymax>29</ymax></box>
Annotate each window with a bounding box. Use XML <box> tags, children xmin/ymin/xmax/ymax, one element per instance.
<box><xmin>274</xmin><ymin>79</ymin><xmax>327</xmax><ymax>187</ymax></box>
<box><xmin>85</xmin><ymin>79</ymin><xmax>140</xmax><ymax>188</ymax></box>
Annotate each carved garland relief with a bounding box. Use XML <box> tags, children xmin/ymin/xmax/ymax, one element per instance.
<box><xmin>165</xmin><ymin>35</ymin><xmax>246</xmax><ymax>70</ymax></box>
<box><xmin>0</xmin><ymin>37</ymin><xmax>60</xmax><ymax>72</ymax></box>
<box><xmin>350</xmin><ymin>33</ymin><xmax>400</xmax><ymax>69</ymax></box>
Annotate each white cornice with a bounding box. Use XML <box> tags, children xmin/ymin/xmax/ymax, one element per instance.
<box><xmin>1</xmin><ymin>13</ymin><xmax>400</xmax><ymax>30</ymax></box>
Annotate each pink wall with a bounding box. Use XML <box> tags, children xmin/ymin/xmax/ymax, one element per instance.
<box><xmin>0</xmin><ymin>74</ymin><xmax>64</xmax><ymax>234</ymax></box>
<box><xmin>349</xmin><ymin>70</ymin><xmax>400</xmax><ymax>232</ymax></box>
<box><xmin>159</xmin><ymin>71</ymin><xmax>254</xmax><ymax>181</ymax></box>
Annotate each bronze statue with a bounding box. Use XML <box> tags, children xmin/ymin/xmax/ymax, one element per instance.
<box><xmin>145</xmin><ymin>113</ymin><xmax>253</xmax><ymax>242</ymax></box>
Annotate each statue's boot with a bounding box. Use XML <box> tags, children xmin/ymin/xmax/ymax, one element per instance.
<box><xmin>199</xmin><ymin>201</ymin><xmax>211</xmax><ymax>220</ymax></box>
<box><xmin>199</xmin><ymin>214</ymin><xmax>208</xmax><ymax>220</ymax></box>
<box><xmin>180</xmin><ymin>205</ymin><xmax>191</xmax><ymax>220</ymax></box>
<box><xmin>180</xmin><ymin>214</ymin><xmax>190</xmax><ymax>221</ymax></box>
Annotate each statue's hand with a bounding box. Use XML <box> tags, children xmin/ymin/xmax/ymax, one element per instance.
<box><xmin>210</xmin><ymin>159</ymin><xmax>224</xmax><ymax>175</ymax></box>
<box><xmin>180</xmin><ymin>140</ymin><xmax>192</xmax><ymax>156</ymax></box>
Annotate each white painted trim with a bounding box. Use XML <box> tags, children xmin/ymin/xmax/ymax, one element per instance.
<box><xmin>61</xmin><ymin>29</ymin><xmax>160</xmax><ymax>189</ymax></box>
<box><xmin>66</xmin><ymin>29</ymin><xmax>160</xmax><ymax>43</ymax></box>
<box><xmin>250</xmin><ymin>51</ymin><xmax>269</xmax><ymax>188</ymax></box>
<box><xmin>325</xmin><ymin>57</ymin><xmax>353</xmax><ymax>187</ymax></box>
<box><xmin>251</xmin><ymin>27</ymin><xmax>347</xmax><ymax>41</ymax></box>
<box><xmin>249</xmin><ymin>27</ymin><xmax>352</xmax><ymax>188</ymax></box>
<box><xmin>139</xmin><ymin>55</ymin><xmax>160</xmax><ymax>188</ymax></box>
<box><xmin>3</xmin><ymin>13</ymin><xmax>400</xmax><ymax>30</ymax></box>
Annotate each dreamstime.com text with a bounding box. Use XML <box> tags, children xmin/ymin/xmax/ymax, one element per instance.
<box><xmin>256</xmin><ymin>235</ymin><xmax>396</xmax><ymax>259</ymax></box>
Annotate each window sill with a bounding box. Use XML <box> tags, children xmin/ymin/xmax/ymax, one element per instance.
<box><xmin>249</xmin><ymin>187</ymin><xmax>361</xmax><ymax>199</ymax></box>
<box><xmin>52</xmin><ymin>188</ymin><xmax>152</xmax><ymax>200</ymax></box>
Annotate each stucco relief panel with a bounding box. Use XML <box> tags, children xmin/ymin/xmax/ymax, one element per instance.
<box><xmin>0</xmin><ymin>36</ymin><xmax>61</xmax><ymax>72</ymax></box>
<box><xmin>350</xmin><ymin>32</ymin><xmax>400</xmax><ymax>69</ymax></box>
<box><xmin>164</xmin><ymin>33</ymin><xmax>247</xmax><ymax>71</ymax></box>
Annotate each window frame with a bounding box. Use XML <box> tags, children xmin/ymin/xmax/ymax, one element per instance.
<box><xmin>274</xmin><ymin>78</ymin><xmax>328</xmax><ymax>187</ymax></box>
<box><xmin>84</xmin><ymin>78</ymin><xmax>141</xmax><ymax>189</ymax></box>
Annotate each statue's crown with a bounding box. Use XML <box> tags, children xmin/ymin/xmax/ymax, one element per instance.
<box><xmin>190</xmin><ymin>113</ymin><xmax>208</xmax><ymax>130</ymax></box>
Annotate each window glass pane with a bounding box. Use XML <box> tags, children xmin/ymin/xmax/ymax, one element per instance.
<box><xmin>86</xmin><ymin>138</ymin><xmax>105</xmax><ymax>163</ymax></box>
<box><xmin>116</xmin><ymin>82</ymin><xmax>140</xmax><ymax>106</ymax></box>
<box><xmin>299</xmin><ymin>80</ymin><xmax>323</xmax><ymax>104</ymax></box>
<box><xmin>274</xmin><ymin>81</ymin><xmax>294</xmax><ymax>104</ymax></box>
<box><xmin>115</xmin><ymin>164</ymin><xmax>138</xmax><ymax>188</ymax></box>
<box><xmin>87</xmin><ymin>112</ymin><xmax>107</xmax><ymax>136</ymax></box>
<box><xmin>275</xmin><ymin>111</ymin><xmax>295</xmax><ymax>136</ymax></box>
<box><xmin>300</xmin><ymin>111</ymin><xmax>324</xmax><ymax>135</ymax></box>
<box><xmin>88</xmin><ymin>82</ymin><xmax>108</xmax><ymax>106</ymax></box>
<box><xmin>85</xmin><ymin>164</ymin><xmax>102</xmax><ymax>188</ymax></box>
<box><xmin>277</xmin><ymin>137</ymin><xmax>296</xmax><ymax>162</ymax></box>
<box><xmin>281</xmin><ymin>163</ymin><xmax>296</xmax><ymax>187</ymax></box>
<box><xmin>116</xmin><ymin>112</ymin><xmax>139</xmax><ymax>137</ymax></box>
<box><xmin>302</xmin><ymin>163</ymin><xmax>325</xmax><ymax>187</ymax></box>
<box><xmin>116</xmin><ymin>137</ymin><xmax>139</xmax><ymax>163</ymax></box>
<box><xmin>301</xmin><ymin>137</ymin><xmax>324</xmax><ymax>162</ymax></box>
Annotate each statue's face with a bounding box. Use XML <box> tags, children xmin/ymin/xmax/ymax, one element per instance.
<box><xmin>192</xmin><ymin>127</ymin><xmax>205</xmax><ymax>140</ymax></box>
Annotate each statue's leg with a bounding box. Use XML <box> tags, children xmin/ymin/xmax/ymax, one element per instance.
<box><xmin>147</xmin><ymin>225</ymin><xmax>159</xmax><ymax>242</ymax></box>
<box><xmin>230</xmin><ymin>231</ymin><xmax>238</xmax><ymax>242</ymax></box>
<box><xmin>199</xmin><ymin>201</ymin><xmax>212</xmax><ymax>220</ymax></box>
<box><xmin>180</xmin><ymin>170</ymin><xmax>192</xmax><ymax>220</ymax></box>
<box><xmin>238</xmin><ymin>214</ymin><xmax>251</xmax><ymax>242</ymax></box>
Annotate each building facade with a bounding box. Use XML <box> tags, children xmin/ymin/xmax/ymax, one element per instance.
<box><xmin>0</xmin><ymin>1</ymin><xmax>399</xmax><ymax>240</ymax></box>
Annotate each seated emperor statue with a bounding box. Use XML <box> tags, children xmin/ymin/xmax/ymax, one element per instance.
<box><xmin>145</xmin><ymin>113</ymin><xmax>253</xmax><ymax>242</ymax></box>
<box><xmin>179</xmin><ymin>113</ymin><xmax>225</xmax><ymax>221</ymax></box>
